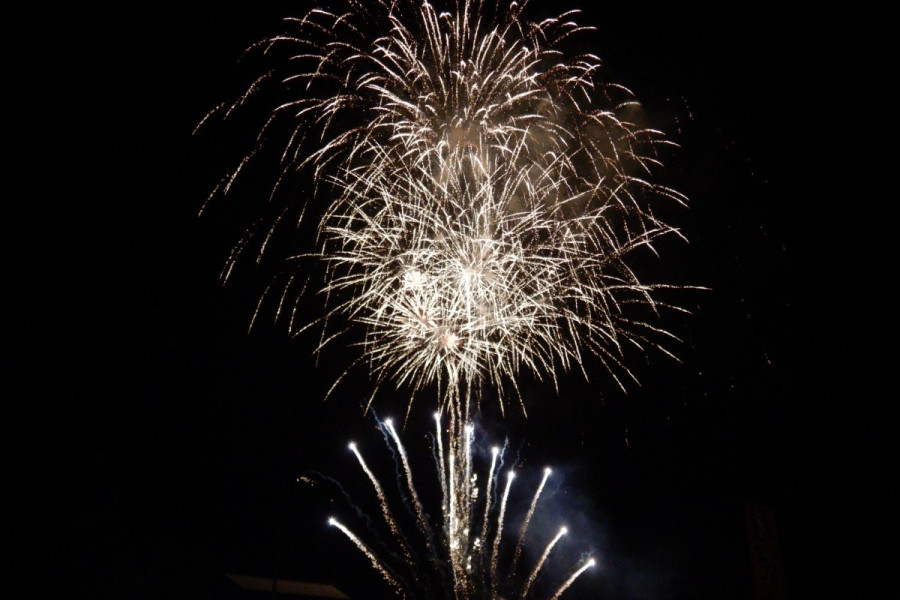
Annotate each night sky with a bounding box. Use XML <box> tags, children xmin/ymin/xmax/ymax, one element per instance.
<box><xmin>23</xmin><ymin>2</ymin><xmax>889</xmax><ymax>599</ymax></box>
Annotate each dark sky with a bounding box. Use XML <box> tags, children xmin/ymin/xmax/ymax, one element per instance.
<box><xmin>22</xmin><ymin>2</ymin><xmax>888</xmax><ymax>599</ymax></box>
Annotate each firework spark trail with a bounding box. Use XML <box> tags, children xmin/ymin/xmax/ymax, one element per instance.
<box><xmin>521</xmin><ymin>526</ymin><xmax>568</xmax><ymax>600</ymax></box>
<box><xmin>463</xmin><ymin>423</ymin><xmax>474</xmax><ymax>529</ymax></box>
<box><xmin>478</xmin><ymin>444</ymin><xmax>500</xmax><ymax>560</ymax></box>
<box><xmin>549</xmin><ymin>557</ymin><xmax>596</xmax><ymax>600</ymax></box>
<box><xmin>384</xmin><ymin>418</ymin><xmax>435</xmax><ymax>554</ymax></box>
<box><xmin>328</xmin><ymin>517</ymin><xmax>404</xmax><ymax>594</ymax></box>
<box><xmin>200</xmin><ymin>0</ymin><xmax>695</xmax><ymax>429</ymax></box>
<box><xmin>490</xmin><ymin>469</ymin><xmax>515</xmax><ymax>597</ymax></box>
<box><xmin>434</xmin><ymin>412</ymin><xmax>448</xmax><ymax>516</ymax></box>
<box><xmin>348</xmin><ymin>441</ymin><xmax>415</xmax><ymax>566</ymax></box>
<box><xmin>448</xmin><ymin>450</ymin><xmax>456</xmax><ymax>535</ymax></box>
<box><xmin>509</xmin><ymin>466</ymin><xmax>552</xmax><ymax>580</ymax></box>
<box><xmin>447</xmin><ymin>449</ymin><xmax>467</xmax><ymax>597</ymax></box>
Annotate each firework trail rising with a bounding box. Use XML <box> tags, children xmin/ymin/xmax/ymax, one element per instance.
<box><xmin>490</xmin><ymin>469</ymin><xmax>515</xmax><ymax>597</ymax></box>
<box><xmin>349</xmin><ymin>440</ymin><xmax>415</xmax><ymax>564</ymax></box>
<box><xmin>522</xmin><ymin>526</ymin><xmax>568</xmax><ymax>600</ymax></box>
<box><xmin>198</xmin><ymin>0</ymin><xmax>694</xmax><ymax>428</ymax></box>
<box><xmin>549</xmin><ymin>558</ymin><xmax>596</xmax><ymax>600</ymax></box>
<box><xmin>328</xmin><ymin>516</ymin><xmax>404</xmax><ymax>594</ymax></box>
<box><xmin>323</xmin><ymin>415</ymin><xmax>595</xmax><ymax>599</ymax></box>
<box><xmin>509</xmin><ymin>466</ymin><xmax>552</xmax><ymax>579</ymax></box>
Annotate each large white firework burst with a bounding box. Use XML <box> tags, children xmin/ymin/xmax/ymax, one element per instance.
<box><xmin>199</xmin><ymin>0</ymin><xmax>691</xmax><ymax>422</ymax></box>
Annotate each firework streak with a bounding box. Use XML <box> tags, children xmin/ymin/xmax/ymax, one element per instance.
<box><xmin>326</xmin><ymin>415</ymin><xmax>595</xmax><ymax>599</ymax></box>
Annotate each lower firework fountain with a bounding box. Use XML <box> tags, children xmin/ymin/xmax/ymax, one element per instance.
<box><xmin>321</xmin><ymin>413</ymin><xmax>595</xmax><ymax>599</ymax></box>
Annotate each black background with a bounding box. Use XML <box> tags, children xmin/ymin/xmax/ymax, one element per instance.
<box><xmin>21</xmin><ymin>2</ymin><xmax>889</xmax><ymax>599</ymax></box>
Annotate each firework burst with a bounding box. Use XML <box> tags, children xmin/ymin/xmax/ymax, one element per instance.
<box><xmin>319</xmin><ymin>414</ymin><xmax>597</xmax><ymax>599</ymax></box>
<box><xmin>199</xmin><ymin>0</ymin><xmax>692</xmax><ymax>426</ymax></box>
